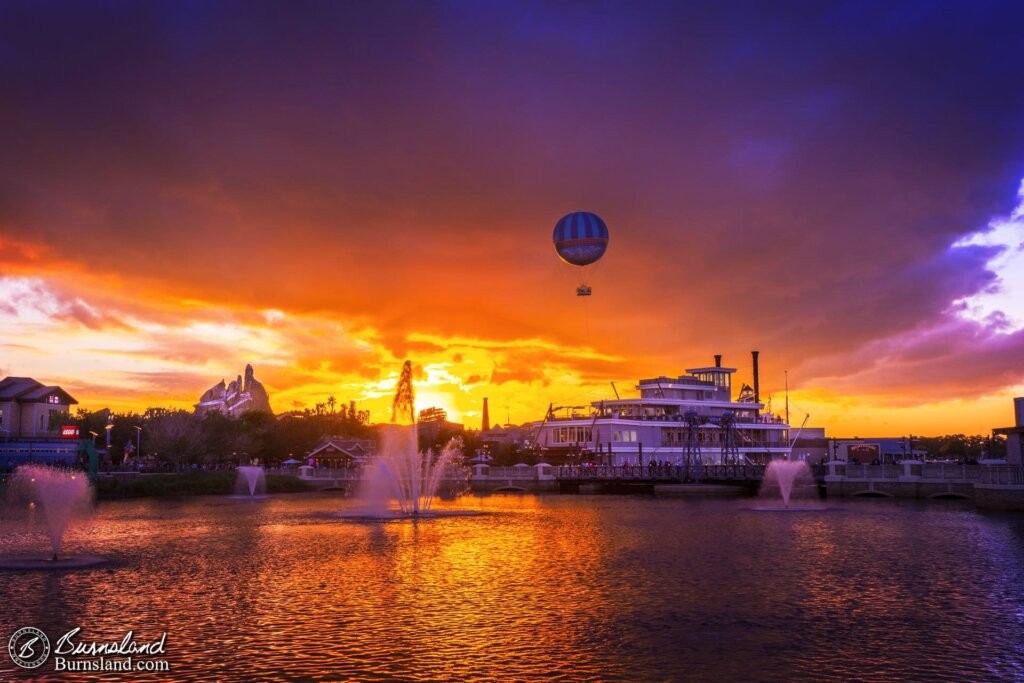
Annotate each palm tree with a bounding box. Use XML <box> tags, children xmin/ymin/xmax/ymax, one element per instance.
<box><xmin>327</xmin><ymin>395</ymin><xmax>337</xmax><ymax>415</ymax></box>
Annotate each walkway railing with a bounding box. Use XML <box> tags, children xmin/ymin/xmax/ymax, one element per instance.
<box><xmin>555</xmin><ymin>464</ymin><xmax>766</xmax><ymax>482</ymax></box>
<box><xmin>483</xmin><ymin>466</ymin><xmax>542</xmax><ymax>480</ymax></box>
<box><xmin>293</xmin><ymin>468</ymin><xmax>361</xmax><ymax>480</ymax></box>
<box><xmin>840</xmin><ymin>464</ymin><xmax>986</xmax><ymax>481</ymax></box>
<box><xmin>843</xmin><ymin>464</ymin><xmax>902</xmax><ymax>480</ymax></box>
<box><xmin>557</xmin><ymin>465</ymin><xmax>680</xmax><ymax>481</ymax></box>
<box><xmin>922</xmin><ymin>464</ymin><xmax>982</xmax><ymax>481</ymax></box>
<box><xmin>978</xmin><ymin>466</ymin><xmax>1024</xmax><ymax>485</ymax></box>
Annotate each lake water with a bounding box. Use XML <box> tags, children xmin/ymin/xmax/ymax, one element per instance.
<box><xmin>2</xmin><ymin>493</ymin><xmax>1024</xmax><ymax>681</ymax></box>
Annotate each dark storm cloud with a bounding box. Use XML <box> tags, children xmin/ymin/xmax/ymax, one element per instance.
<box><xmin>2</xmin><ymin>0</ymin><xmax>1024</xmax><ymax>401</ymax></box>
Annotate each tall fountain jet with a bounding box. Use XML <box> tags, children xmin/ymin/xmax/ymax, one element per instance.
<box><xmin>356</xmin><ymin>360</ymin><xmax>468</xmax><ymax>518</ymax></box>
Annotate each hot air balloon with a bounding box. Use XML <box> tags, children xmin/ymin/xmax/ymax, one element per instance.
<box><xmin>553</xmin><ymin>211</ymin><xmax>609</xmax><ymax>296</ymax></box>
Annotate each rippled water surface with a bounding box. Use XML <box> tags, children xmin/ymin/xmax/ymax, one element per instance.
<box><xmin>2</xmin><ymin>494</ymin><xmax>1024</xmax><ymax>681</ymax></box>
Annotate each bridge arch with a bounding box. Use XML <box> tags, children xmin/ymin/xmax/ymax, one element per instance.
<box><xmin>850</xmin><ymin>489</ymin><xmax>894</xmax><ymax>498</ymax></box>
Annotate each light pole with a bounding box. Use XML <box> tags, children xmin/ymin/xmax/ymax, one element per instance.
<box><xmin>105</xmin><ymin>419</ymin><xmax>113</xmax><ymax>450</ymax></box>
<box><xmin>134</xmin><ymin>425</ymin><xmax>142</xmax><ymax>460</ymax></box>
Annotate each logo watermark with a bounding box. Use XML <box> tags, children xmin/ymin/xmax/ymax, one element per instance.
<box><xmin>8</xmin><ymin>627</ymin><xmax>50</xmax><ymax>669</ymax></box>
<box><xmin>7</xmin><ymin>626</ymin><xmax>169</xmax><ymax>673</ymax></box>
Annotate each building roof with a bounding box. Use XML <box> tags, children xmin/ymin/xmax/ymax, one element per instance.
<box><xmin>683</xmin><ymin>367</ymin><xmax>737</xmax><ymax>374</ymax></box>
<box><xmin>994</xmin><ymin>426</ymin><xmax>1024</xmax><ymax>435</ymax></box>
<box><xmin>308</xmin><ymin>436</ymin><xmax>375</xmax><ymax>459</ymax></box>
<box><xmin>0</xmin><ymin>377</ymin><xmax>41</xmax><ymax>399</ymax></box>
<box><xmin>0</xmin><ymin>377</ymin><xmax>78</xmax><ymax>404</ymax></box>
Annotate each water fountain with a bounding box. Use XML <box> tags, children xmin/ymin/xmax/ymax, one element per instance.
<box><xmin>235</xmin><ymin>465</ymin><xmax>267</xmax><ymax>498</ymax></box>
<box><xmin>0</xmin><ymin>464</ymin><xmax>107</xmax><ymax>569</ymax></box>
<box><xmin>343</xmin><ymin>360</ymin><xmax>471</xmax><ymax>519</ymax></box>
<box><xmin>755</xmin><ymin>459</ymin><xmax>823</xmax><ymax>511</ymax></box>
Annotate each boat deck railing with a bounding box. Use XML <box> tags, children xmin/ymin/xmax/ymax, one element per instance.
<box><xmin>544</xmin><ymin>414</ymin><xmax>788</xmax><ymax>425</ymax></box>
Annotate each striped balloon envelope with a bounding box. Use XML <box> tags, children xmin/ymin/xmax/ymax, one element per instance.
<box><xmin>552</xmin><ymin>211</ymin><xmax>610</xmax><ymax>266</ymax></box>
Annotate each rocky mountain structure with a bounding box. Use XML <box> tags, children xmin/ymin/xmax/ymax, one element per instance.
<box><xmin>195</xmin><ymin>364</ymin><xmax>273</xmax><ymax>417</ymax></box>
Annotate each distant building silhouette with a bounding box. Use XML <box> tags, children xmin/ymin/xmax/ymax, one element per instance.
<box><xmin>482</xmin><ymin>397</ymin><xmax>490</xmax><ymax>431</ymax></box>
<box><xmin>416</xmin><ymin>407</ymin><xmax>463</xmax><ymax>443</ymax></box>
<box><xmin>195</xmin><ymin>363</ymin><xmax>273</xmax><ymax>417</ymax></box>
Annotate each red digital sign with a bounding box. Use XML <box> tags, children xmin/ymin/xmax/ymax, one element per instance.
<box><xmin>61</xmin><ymin>425</ymin><xmax>80</xmax><ymax>439</ymax></box>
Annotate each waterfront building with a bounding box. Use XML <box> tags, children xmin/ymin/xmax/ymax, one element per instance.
<box><xmin>532</xmin><ymin>354</ymin><xmax>792</xmax><ymax>465</ymax></box>
<box><xmin>831</xmin><ymin>438</ymin><xmax>927</xmax><ymax>464</ymax></box>
<box><xmin>787</xmin><ymin>431</ymin><xmax>929</xmax><ymax>465</ymax></box>
<box><xmin>480</xmin><ymin>423</ymin><xmax>531</xmax><ymax>450</ymax></box>
<box><xmin>0</xmin><ymin>376</ymin><xmax>81</xmax><ymax>465</ymax></box>
<box><xmin>994</xmin><ymin>397</ymin><xmax>1024</xmax><ymax>465</ymax></box>
<box><xmin>306</xmin><ymin>436</ymin><xmax>375</xmax><ymax>467</ymax></box>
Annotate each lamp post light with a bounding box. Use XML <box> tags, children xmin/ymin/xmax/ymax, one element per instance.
<box><xmin>134</xmin><ymin>425</ymin><xmax>142</xmax><ymax>460</ymax></box>
<box><xmin>105</xmin><ymin>420</ymin><xmax>113</xmax><ymax>450</ymax></box>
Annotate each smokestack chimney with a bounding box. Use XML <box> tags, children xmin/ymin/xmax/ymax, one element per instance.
<box><xmin>482</xmin><ymin>397</ymin><xmax>490</xmax><ymax>431</ymax></box>
<box><xmin>752</xmin><ymin>351</ymin><xmax>760</xmax><ymax>405</ymax></box>
<box><xmin>714</xmin><ymin>354</ymin><xmax>722</xmax><ymax>368</ymax></box>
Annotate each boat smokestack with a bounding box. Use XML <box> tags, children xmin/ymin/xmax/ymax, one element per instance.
<box><xmin>752</xmin><ymin>351</ymin><xmax>760</xmax><ymax>405</ymax></box>
<box><xmin>482</xmin><ymin>397</ymin><xmax>490</xmax><ymax>431</ymax></box>
<box><xmin>714</xmin><ymin>354</ymin><xmax>722</xmax><ymax>368</ymax></box>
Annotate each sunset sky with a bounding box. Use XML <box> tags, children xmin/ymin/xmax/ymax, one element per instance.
<box><xmin>2</xmin><ymin>1</ymin><xmax>1024</xmax><ymax>436</ymax></box>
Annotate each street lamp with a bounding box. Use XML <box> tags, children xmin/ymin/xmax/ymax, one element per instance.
<box><xmin>105</xmin><ymin>419</ymin><xmax>113</xmax><ymax>450</ymax></box>
<box><xmin>134</xmin><ymin>425</ymin><xmax>142</xmax><ymax>459</ymax></box>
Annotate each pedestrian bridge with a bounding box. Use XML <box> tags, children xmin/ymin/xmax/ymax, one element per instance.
<box><xmin>286</xmin><ymin>461</ymin><xmax>1024</xmax><ymax>510</ymax></box>
<box><xmin>470</xmin><ymin>462</ymin><xmax>1024</xmax><ymax>509</ymax></box>
<box><xmin>555</xmin><ymin>464</ymin><xmax>767</xmax><ymax>483</ymax></box>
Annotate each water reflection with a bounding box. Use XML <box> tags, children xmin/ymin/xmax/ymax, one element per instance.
<box><xmin>1</xmin><ymin>495</ymin><xmax>1023</xmax><ymax>681</ymax></box>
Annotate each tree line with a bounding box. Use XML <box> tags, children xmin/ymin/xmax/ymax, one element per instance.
<box><xmin>914</xmin><ymin>434</ymin><xmax>1006</xmax><ymax>462</ymax></box>
<box><xmin>62</xmin><ymin>403</ymin><xmax>374</xmax><ymax>467</ymax></box>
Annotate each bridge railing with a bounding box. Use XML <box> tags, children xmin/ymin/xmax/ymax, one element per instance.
<box><xmin>693</xmin><ymin>464</ymin><xmax>765</xmax><ymax>481</ymax></box>
<box><xmin>295</xmin><ymin>468</ymin><xmax>361</xmax><ymax>480</ymax></box>
<box><xmin>556</xmin><ymin>465</ymin><xmax>682</xmax><ymax>481</ymax></box>
<box><xmin>843</xmin><ymin>464</ymin><xmax>901</xmax><ymax>480</ymax></box>
<box><xmin>483</xmin><ymin>466</ymin><xmax>541</xmax><ymax>480</ymax></box>
<box><xmin>979</xmin><ymin>466</ymin><xmax>1024</xmax><ymax>486</ymax></box>
<box><xmin>922</xmin><ymin>464</ymin><xmax>982</xmax><ymax>481</ymax></box>
<box><xmin>554</xmin><ymin>464</ymin><xmax>766</xmax><ymax>482</ymax></box>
